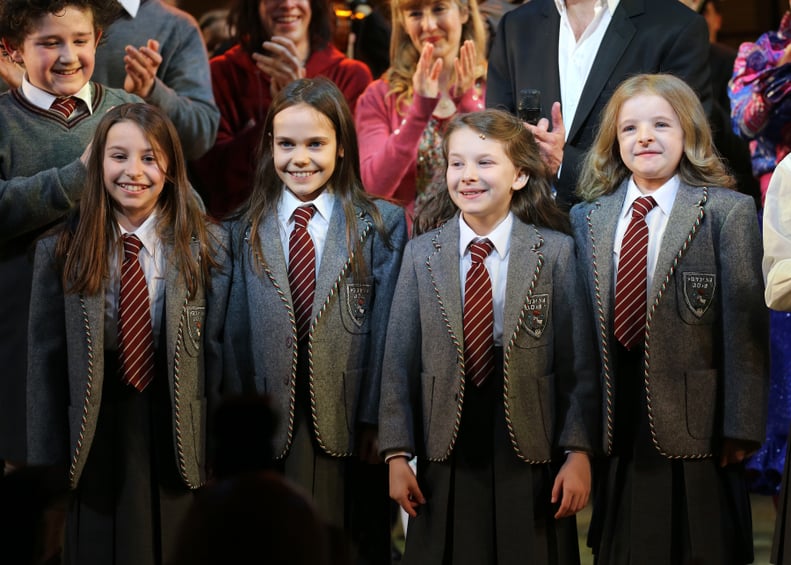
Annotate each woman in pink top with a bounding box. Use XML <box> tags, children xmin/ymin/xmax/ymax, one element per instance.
<box><xmin>354</xmin><ymin>0</ymin><xmax>486</xmax><ymax>234</ymax></box>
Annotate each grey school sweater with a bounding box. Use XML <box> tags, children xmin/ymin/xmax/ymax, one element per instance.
<box><xmin>0</xmin><ymin>82</ymin><xmax>140</xmax><ymax>463</ymax></box>
<box><xmin>93</xmin><ymin>0</ymin><xmax>219</xmax><ymax>159</ymax></box>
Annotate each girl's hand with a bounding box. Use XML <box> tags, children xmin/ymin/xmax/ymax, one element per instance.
<box><xmin>123</xmin><ymin>39</ymin><xmax>162</xmax><ymax>99</ymax></box>
<box><xmin>389</xmin><ymin>456</ymin><xmax>425</xmax><ymax>517</ymax></box>
<box><xmin>412</xmin><ymin>43</ymin><xmax>443</xmax><ymax>99</ymax></box>
<box><xmin>551</xmin><ymin>451</ymin><xmax>591</xmax><ymax>519</ymax></box>
<box><xmin>720</xmin><ymin>438</ymin><xmax>758</xmax><ymax>467</ymax></box>
<box><xmin>253</xmin><ymin>36</ymin><xmax>306</xmax><ymax>98</ymax></box>
<box><xmin>451</xmin><ymin>39</ymin><xmax>476</xmax><ymax>98</ymax></box>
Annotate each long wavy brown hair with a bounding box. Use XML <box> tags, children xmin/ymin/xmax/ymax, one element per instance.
<box><xmin>386</xmin><ymin>0</ymin><xmax>486</xmax><ymax>112</ymax></box>
<box><xmin>56</xmin><ymin>103</ymin><xmax>216</xmax><ymax>298</ymax></box>
<box><xmin>242</xmin><ymin>77</ymin><xmax>391</xmax><ymax>281</ymax></box>
<box><xmin>577</xmin><ymin>73</ymin><xmax>735</xmax><ymax>202</ymax></box>
<box><xmin>414</xmin><ymin>109</ymin><xmax>569</xmax><ymax>235</ymax></box>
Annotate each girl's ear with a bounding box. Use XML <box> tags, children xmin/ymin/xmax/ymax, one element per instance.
<box><xmin>94</xmin><ymin>29</ymin><xmax>103</xmax><ymax>48</ymax></box>
<box><xmin>512</xmin><ymin>171</ymin><xmax>529</xmax><ymax>191</ymax></box>
<box><xmin>3</xmin><ymin>39</ymin><xmax>23</xmax><ymax>64</ymax></box>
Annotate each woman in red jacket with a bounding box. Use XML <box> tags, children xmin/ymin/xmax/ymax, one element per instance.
<box><xmin>193</xmin><ymin>0</ymin><xmax>372</xmax><ymax>218</ymax></box>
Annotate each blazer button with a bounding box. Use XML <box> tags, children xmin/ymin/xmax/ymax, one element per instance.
<box><xmin>286</xmin><ymin>336</ymin><xmax>293</xmax><ymax>349</ymax></box>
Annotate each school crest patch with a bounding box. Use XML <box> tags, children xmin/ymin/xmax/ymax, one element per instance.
<box><xmin>682</xmin><ymin>272</ymin><xmax>716</xmax><ymax>318</ymax></box>
<box><xmin>523</xmin><ymin>293</ymin><xmax>549</xmax><ymax>339</ymax></box>
<box><xmin>186</xmin><ymin>306</ymin><xmax>205</xmax><ymax>347</ymax></box>
<box><xmin>346</xmin><ymin>284</ymin><xmax>371</xmax><ymax>327</ymax></box>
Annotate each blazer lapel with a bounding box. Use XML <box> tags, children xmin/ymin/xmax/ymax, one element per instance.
<box><xmin>648</xmin><ymin>184</ymin><xmax>706</xmax><ymax>306</ymax></box>
<box><xmin>83</xmin><ymin>292</ymin><xmax>105</xmax><ymax>365</ymax></box>
<box><xmin>314</xmin><ymin>204</ymin><xmax>356</xmax><ymax>310</ymax></box>
<box><xmin>428</xmin><ymin>219</ymin><xmax>463</xmax><ymax>345</ymax></box>
<box><xmin>255</xmin><ymin>213</ymin><xmax>290</xmax><ymax>302</ymax></box>
<box><xmin>503</xmin><ymin>221</ymin><xmax>540</xmax><ymax>342</ymax></box>
<box><xmin>589</xmin><ymin>184</ymin><xmax>628</xmax><ymax>327</ymax></box>
<box><xmin>568</xmin><ymin>0</ymin><xmax>640</xmax><ymax>141</ymax></box>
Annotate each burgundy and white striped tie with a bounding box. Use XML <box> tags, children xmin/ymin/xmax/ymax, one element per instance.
<box><xmin>288</xmin><ymin>205</ymin><xmax>316</xmax><ymax>342</ymax></box>
<box><xmin>464</xmin><ymin>239</ymin><xmax>495</xmax><ymax>387</ymax></box>
<box><xmin>614</xmin><ymin>196</ymin><xmax>657</xmax><ymax>350</ymax></box>
<box><xmin>119</xmin><ymin>234</ymin><xmax>155</xmax><ymax>391</ymax></box>
<box><xmin>50</xmin><ymin>96</ymin><xmax>79</xmax><ymax>120</ymax></box>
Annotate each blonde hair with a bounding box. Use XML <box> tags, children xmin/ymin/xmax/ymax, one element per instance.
<box><xmin>576</xmin><ymin>73</ymin><xmax>734</xmax><ymax>202</ymax></box>
<box><xmin>385</xmin><ymin>0</ymin><xmax>486</xmax><ymax>112</ymax></box>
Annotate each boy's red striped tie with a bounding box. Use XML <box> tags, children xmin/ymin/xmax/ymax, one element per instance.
<box><xmin>50</xmin><ymin>96</ymin><xmax>79</xmax><ymax>120</ymax></box>
<box><xmin>614</xmin><ymin>196</ymin><xmax>657</xmax><ymax>350</ymax></box>
<box><xmin>464</xmin><ymin>239</ymin><xmax>495</xmax><ymax>387</ymax></box>
<box><xmin>288</xmin><ymin>205</ymin><xmax>316</xmax><ymax>342</ymax></box>
<box><xmin>119</xmin><ymin>234</ymin><xmax>155</xmax><ymax>391</ymax></box>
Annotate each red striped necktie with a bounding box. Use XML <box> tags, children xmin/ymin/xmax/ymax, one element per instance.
<box><xmin>50</xmin><ymin>96</ymin><xmax>79</xmax><ymax>120</ymax></box>
<box><xmin>119</xmin><ymin>234</ymin><xmax>155</xmax><ymax>391</ymax></box>
<box><xmin>288</xmin><ymin>205</ymin><xmax>317</xmax><ymax>343</ymax></box>
<box><xmin>464</xmin><ymin>239</ymin><xmax>495</xmax><ymax>387</ymax></box>
<box><xmin>614</xmin><ymin>196</ymin><xmax>657</xmax><ymax>350</ymax></box>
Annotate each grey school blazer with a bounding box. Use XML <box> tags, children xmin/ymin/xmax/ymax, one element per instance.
<box><xmin>570</xmin><ymin>182</ymin><xmax>768</xmax><ymax>458</ymax></box>
<box><xmin>218</xmin><ymin>200</ymin><xmax>407</xmax><ymax>459</ymax></box>
<box><xmin>26</xmin><ymin>232</ymin><xmax>218</xmax><ymax>490</ymax></box>
<box><xmin>378</xmin><ymin>215</ymin><xmax>599</xmax><ymax>462</ymax></box>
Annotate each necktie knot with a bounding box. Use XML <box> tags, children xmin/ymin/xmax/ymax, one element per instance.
<box><xmin>631</xmin><ymin>196</ymin><xmax>657</xmax><ymax>220</ymax></box>
<box><xmin>50</xmin><ymin>96</ymin><xmax>79</xmax><ymax>119</ymax></box>
<box><xmin>292</xmin><ymin>205</ymin><xmax>316</xmax><ymax>229</ymax></box>
<box><xmin>469</xmin><ymin>239</ymin><xmax>494</xmax><ymax>265</ymax></box>
<box><xmin>122</xmin><ymin>234</ymin><xmax>144</xmax><ymax>262</ymax></box>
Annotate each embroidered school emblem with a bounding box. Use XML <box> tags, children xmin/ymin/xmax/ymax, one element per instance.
<box><xmin>682</xmin><ymin>272</ymin><xmax>716</xmax><ymax>318</ymax></box>
<box><xmin>523</xmin><ymin>293</ymin><xmax>549</xmax><ymax>339</ymax></box>
<box><xmin>186</xmin><ymin>306</ymin><xmax>205</xmax><ymax>347</ymax></box>
<box><xmin>346</xmin><ymin>284</ymin><xmax>371</xmax><ymax>327</ymax></box>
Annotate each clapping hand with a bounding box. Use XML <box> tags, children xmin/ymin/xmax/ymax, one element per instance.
<box><xmin>253</xmin><ymin>36</ymin><xmax>306</xmax><ymax>98</ymax></box>
<box><xmin>412</xmin><ymin>43</ymin><xmax>443</xmax><ymax>99</ymax></box>
<box><xmin>124</xmin><ymin>39</ymin><xmax>162</xmax><ymax>99</ymax></box>
<box><xmin>451</xmin><ymin>39</ymin><xmax>476</xmax><ymax>98</ymax></box>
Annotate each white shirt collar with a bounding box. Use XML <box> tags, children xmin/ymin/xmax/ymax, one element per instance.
<box><xmin>458</xmin><ymin>211</ymin><xmax>513</xmax><ymax>259</ymax></box>
<box><xmin>117</xmin><ymin>0</ymin><xmax>141</xmax><ymax>17</ymax></box>
<box><xmin>621</xmin><ymin>175</ymin><xmax>680</xmax><ymax>220</ymax></box>
<box><xmin>119</xmin><ymin>208</ymin><xmax>159</xmax><ymax>257</ymax></box>
<box><xmin>278</xmin><ymin>187</ymin><xmax>336</xmax><ymax>226</ymax></box>
<box><xmin>21</xmin><ymin>77</ymin><xmax>93</xmax><ymax>114</ymax></box>
<box><xmin>554</xmin><ymin>0</ymin><xmax>620</xmax><ymax>16</ymax></box>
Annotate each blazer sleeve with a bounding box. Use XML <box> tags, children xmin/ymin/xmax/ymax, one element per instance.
<box><xmin>357</xmin><ymin>203</ymin><xmax>408</xmax><ymax>425</ymax></box>
<box><xmin>764</xmin><ymin>155</ymin><xmax>791</xmax><ymax>310</ymax></box>
<box><xmin>355</xmin><ymin>80</ymin><xmax>438</xmax><ymax>203</ymax></box>
<box><xmin>551</xmin><ymin>235</ymin><xmax>599</xmax><ymax>453</ymax></box>
<box><xmin>0</xmin><ymin>160</ymin><xmax>87</xmax><ymax>244</ymax></box>
<box><xmin>378</xmin><ymin>240</ymin><xmax>422</xmax><ymax>454</ymax></box>
<box><xmin>719</xmin><ymin>196</ymin><xmax>769</xmax><ymax>445</ymax></box>
<box><xmin>26</xmin><ymin>238</ymin><xmax>69</xmax><ymax>466</ymax></box>
<box><xmin>204</xmin><ymin>222</ymin><xmax>233</xmax><ymax>413</ymax></box>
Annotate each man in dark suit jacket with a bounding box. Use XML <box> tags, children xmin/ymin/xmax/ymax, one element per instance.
<box><xmin>486</xmin><ymin>0</ymin><xmax>711</xmax><ymax>208</ymax></box>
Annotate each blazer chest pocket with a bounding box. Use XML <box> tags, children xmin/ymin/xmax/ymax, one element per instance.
<box><xmin>675</xmin><ymin>270</ymin><xmax>717</xmax><ymax>325</ymax></box>
<box><xmin>339</xmin><ymin>279</ymin><xmax>373</xmax><ymax>335</ymax></box>
<box><xmin>513</xmin><ymin>292</ymin><xmax>551</xmax><ymax>349</ymax></box>
<box><xmin>184</xmin><ymin>306</ymin><xmax>205</xmax><ymax>357</ymax></box>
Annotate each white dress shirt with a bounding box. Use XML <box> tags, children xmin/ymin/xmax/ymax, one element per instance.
<box><xmin>458</xmin><ymin>212</ymin><xmax>514</xmax><ymax>346</ymax></box>
<box><xmin>277</xmin><ymin>187</ymin><xmax>336</xmax><ymax>273</ymax></box>
<box><xmin>105</xmin><ymin>210</ymin><xmax>166</xmax><ymax>350</ymax></box>
<box><xmin>555</xmin><ymin>0</ymin><xmax>618</xmax><ymax>138</ymax></box>
<box><xmin>22</xmin><ymin>76</ymin><xmax>94</xmax><ymax>115</ymax></box>
<box><xmin>613</xmin><ymin>175</ymin><xmax>679</xmax><ymax>295</ymax></box>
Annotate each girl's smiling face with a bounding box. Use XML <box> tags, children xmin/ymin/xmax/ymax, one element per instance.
<box><xmin>616</xmin><ymin>93</ymin><xmax>684</xmax><ymax>193</ymax></box>
<box><xmin>104</xmin><ymin>120</ymin><xmax>166</xmax><ymax>230</ymax></box>
<box><xmin>272</xmin><ymin>103</ymin><xmax>341</xmax><ymax>202</ymax></box>
<box><xmin>445</xmin><ymin>125</ymin><xmax>527</xmax><ymax>235</ymax></box>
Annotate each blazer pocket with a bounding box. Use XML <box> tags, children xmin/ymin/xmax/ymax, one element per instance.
<box><xmin>184</xmin><ymin>306</ymin><xmax>206</xmax><ymax>357</ymax></box>
<box><xmin>339</xmin><ymin>278</ymin><xmax>374</xmax><ymax>335</ymax></box>
<box><xmin>342</xmin><ymin>368</ymin><xmax>365</xmax><ymax>434</ymax></box>
<box><xmin>420</xmin><ymin>373</ymin><xmax>435</xmax><ymax>445</ymax></box>
<box><xmin>674</xmin><ymin>270</ymin><xmax>717</xmax><ymax>325</ymax></box>
<box><xmin>190</xmin><ymin>398</ymin><xmax>207</xmax><ymax>467</ymax></box>
<box><xmin>536</xmin><ymin>373</ymin><xmax>556</xmax><ymax>446</ymax></box>
<box><xmin>685</xmin><ymin>369</ymin><xmax>717</xmax><ymax>440</ymax></box>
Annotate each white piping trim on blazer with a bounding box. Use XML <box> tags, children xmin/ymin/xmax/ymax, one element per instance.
<box><xmin>70</xmin><ymin>296</ymin><xmax>98</xmax><ymax>489</ymax></box>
